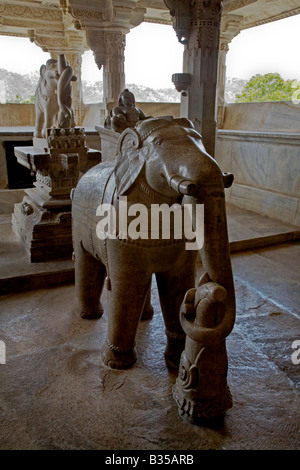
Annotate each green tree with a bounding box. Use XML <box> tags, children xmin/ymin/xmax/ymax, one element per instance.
<box><xmin>6</xmin><ymin>93</ymin><xmax>35</xmax><ymax>104</ymax></box>
<box><xmin>235</xmin><ymin>73</ymin><xmax>296</xmax><ymax>103</ymax></box>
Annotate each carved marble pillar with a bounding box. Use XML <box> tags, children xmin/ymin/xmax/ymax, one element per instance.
<box><xmin>217</xmin><ymin>40</ymin><xmax>229</xmax><ymax>129</ymax></box>
<box><xmin>86</xmin><ymin>29</ymin><xmax>126</xmax><ymax>108</ymax></box>
<box><xmin>65</xmin><ymin>53</ymin><xmax>83</xmax><ymax>125</ymax></box>
<box><xmin>217</xmin><ymin>14</ymin><xmax>243</xmax><ymax>128</ymax></box>
<box><xmin>167</xmin><ymin>0</ymin><xmax>223</xmax><ymax>158</ymax></box>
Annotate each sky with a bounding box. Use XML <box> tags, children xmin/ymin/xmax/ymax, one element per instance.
<box><xmin>0</xmin><ymin>14</ymin><xmax>300</xmax><ymax>88</ymax></box>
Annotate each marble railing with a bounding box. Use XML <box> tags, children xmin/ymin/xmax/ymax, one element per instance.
<box><xmin>216</xmin><ymin>130</ymin><xmax>300</xmax><ymax>227</ymax></box>
<box><xmin>0</xmin><ymin>102</ymin><xmax>180</xmax><ymax>128</ymax></box>
<box><xmin>222</xmin><ymin>101</ymin><xmax>300</xmax><ymax>133</ymax></box>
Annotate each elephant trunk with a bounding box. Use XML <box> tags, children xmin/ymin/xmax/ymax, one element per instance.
<box><xmin>185</xmin><ymin>191</ymin><xmax>235</xmax><ymax>345</ymax></box>
<box><xmin>174</xmin><ymin>158</ymin><xmax>235</xmax><ymax>345</ymax></box>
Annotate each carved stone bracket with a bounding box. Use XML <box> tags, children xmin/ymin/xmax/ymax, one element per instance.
<box><xmin>172</xmin><ymin>73</ymin><xmax>191</xmax><ymax>92</ymax></box>
<box><xmin>164</xmin><ymin>0</ymin><xmax>192</xmax><ymax>44</ymax></box>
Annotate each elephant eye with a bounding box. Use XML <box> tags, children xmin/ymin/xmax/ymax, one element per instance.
<box><xmin>152</xmin><ymin>136</ymin><xmax>163</xmax><ymax>145</ymax></box>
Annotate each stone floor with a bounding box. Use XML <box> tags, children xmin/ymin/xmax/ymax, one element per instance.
<box><xmin>0</xmin><ymin>205</ymin><xmax>299</xmax><ymax>450</ymax></box>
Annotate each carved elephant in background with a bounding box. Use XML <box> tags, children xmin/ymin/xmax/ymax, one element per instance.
<box><xmin>71</xmin><ymin>116</ymin><xmax>235</xmax><ymax>370</ymax></box>
<box><xmin>34</xmin><ymin>58</ymin><xmax>59</xmax><ymax>138</ymax></box>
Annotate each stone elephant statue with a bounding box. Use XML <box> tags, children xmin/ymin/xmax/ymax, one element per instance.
<box><xmin>72</xmin><ymin>116</ymin><xmax>235</xmax><ymax>370</ymax></box>
<box><xmin>34</xmin><ymin>58</ymin><xmax>60</xmax><ymax>138</ymax></box>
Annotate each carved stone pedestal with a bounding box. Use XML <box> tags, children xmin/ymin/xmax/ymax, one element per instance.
<box><xmin>12</xmin><ymin>128</ymin><xmax>101</xmax><ymax>262</ymax></box>
<box><xmin>173</xmin><ymin>277</ymin><xmax>234</xmax><ymax>424</ymax></box>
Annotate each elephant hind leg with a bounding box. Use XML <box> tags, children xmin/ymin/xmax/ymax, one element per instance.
<box><xmin>75</xmin><ymin>241</ymin><xmax>106</xmax><ymax>319</ymax></box>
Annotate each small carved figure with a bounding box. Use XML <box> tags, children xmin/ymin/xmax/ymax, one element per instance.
<box><xmin>48</xmin><ymin>129</ymin><xmax>59</xmax><ymax>149</ymax></box>
<box><xmin>173</xmin><ymin>273</ymin><xmax>234</xmax><ymax>423</ymax></box>
<box><xmin>105</xmin><ymin>89</ymin><xmax>147</xmax><ymax>133</ymax></box>
<box><xmin>21</xmin><ymin>201</ymin><xmax>34</xmax><ymax>216</ymax></box>
<box><xmin>76</xmin><ymin>127</ymin><xmax>86</xmax><ymax>147</ymax></box>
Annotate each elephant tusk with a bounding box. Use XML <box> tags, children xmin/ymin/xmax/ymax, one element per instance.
<box><xmin>168</xmin><ymin>175</ymin><xmax>197</xmax><ymax>196</ymax></box>
<box><xmin>223</xmin><ymin>172</ymin><xmax>234</xmax><ymax>188</ymax></box>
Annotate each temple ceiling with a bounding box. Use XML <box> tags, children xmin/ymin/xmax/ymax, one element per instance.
<box><xmin>0</xmin><ymin>0</ymin><xmax>299</xmax><ymax>53</ymax></box>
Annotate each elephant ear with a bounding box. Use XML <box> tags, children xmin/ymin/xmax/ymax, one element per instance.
<box><xmin>114</xmin><ymin>127</ymin><xmax>144</xmax><ymax>196</ymax></box>
<box><xmin>174</xmin><ymin>117</ymin><xmax>194</xmax><ymax>129</ymax></box>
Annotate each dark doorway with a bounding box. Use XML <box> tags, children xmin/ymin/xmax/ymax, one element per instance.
<box><xmin>5</xmin><ymin>140</ymin><xmax>35</xmax><ymax>189</ymax></box>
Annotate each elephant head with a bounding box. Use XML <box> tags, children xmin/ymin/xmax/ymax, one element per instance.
<box><xmin>114</xmin><ymin>116</ymin><xmax>235</xmax><ymax>339</ymax></box>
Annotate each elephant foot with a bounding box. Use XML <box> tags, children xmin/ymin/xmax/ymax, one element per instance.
<box><xmin>80</xmin><ymin>302</ymin><xmax>104</xmax><ymax>320</ymax></box>
<box><xmin>101</xmin><ymin>340</ymin><xmax>137</xmax><ymax>370</ymax></box>
<box><xmin>140</xmin><ymin>303</ymin><xmax>154</xmax><ymax>321</ymax></box>
<box><xmin>164</xmin><ymin>333</ymin><xmax>186</xmax><ymax>369</ymax></box>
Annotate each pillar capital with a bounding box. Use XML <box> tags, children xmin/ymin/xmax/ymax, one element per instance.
<box><xmin>165</xmin><ymin>0</ymin><xmax>223</xmax><ymax>49</ymax></box>
<box><xmin>84</xmin><ymin>28</ymin><xmax>126</xmax><ymax>106</ymax></box>
<box><xmin>220</xmin><ymin>13</ymin><xmax>243</xmax><ymax>48</ymax></box>
<box><xmin>85</xmin><ymin>29</ymin><xmax>126</xmax><ymax>70</ymax></box>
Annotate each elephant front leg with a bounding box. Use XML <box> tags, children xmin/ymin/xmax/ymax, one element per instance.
<box><xmin>75</xmin><ymin>240</ymin><xmax>106</xmax><ymax>319</ymax></box>
<box><xmin>156</xmin><ymin>257</ymin><xmax>196</xmax><ymax>368</ymax></box>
